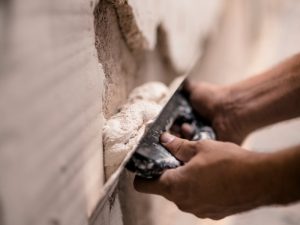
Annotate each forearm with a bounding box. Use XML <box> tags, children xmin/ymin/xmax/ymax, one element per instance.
<box><xmin>135</xmin><ymin>133</ymin><xmax>300</xmax><ymax>218</ymax></box>
<box><xmin>228</xmin><ymin>144</ymin><xmax>300</xmax><ymax>212</ymax></box>
<box><xmin>226</xmin><ymin>53</ymin><xmax>300</xmax><ymax>135</ymax></box>
<box><xmin>269</xmin><ymin>145</ymin><xmax>300</xmax><ymax>205</ymax></box>
<box><xmin>243</xmin><ymin>145</ymin><xmax>300</xmax><ymax>208</ymax></box>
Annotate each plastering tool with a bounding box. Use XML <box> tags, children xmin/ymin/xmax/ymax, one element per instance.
<box><xmin>126</xmin><ymin>79</ymin><xmax>215</xmax><ymax>179</ymax></box>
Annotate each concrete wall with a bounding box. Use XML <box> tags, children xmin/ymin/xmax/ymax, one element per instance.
<box><xmin>0</xmin><ymin>1</ymin><xmax>222</xmax><ymax>225</ymax></box>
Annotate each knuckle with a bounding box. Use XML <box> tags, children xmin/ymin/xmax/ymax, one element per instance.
<box><xmin>173</xmin><ymin>189</ymin><xmax>193</xmax><ymax>212</ymax></box>
<box><xmin>189</xmin><ymin>144</ymin><xmax>198</xmax><ymax>156</ymax></box>
<box><xmin>196</xmin><ymin>213</ymin><xmax>210</xmax><ymax>219</ymax></box>
<box><xmin>173</xmin><ymin>139</ymin><xmax>187</xmax><ymax>154</ymax></box>
<box><xmin>176</xmin><ymin>203</ymin><xmax>184</xmax><ymax>211</ymax></box>
<box><xmin>176</xmin><ymin>202</ymin><xmax>189</xmax><ymax>212</ymax></box>
<box><xmin>133</xmin><ymin>179</ymin><xmax>142</xmax><ymax>192</ymax></box>
<box><xmin>208</xmin><ymin>214</ymin><xmax>226</xmax><ymax>220</ymax></box>
<box><xmin>212</xmin><ymin>117</ymin><xmax>226</xmax><ymax>132</ymax></box>
<box><xmin>195</xmin><ymin>140</ymin><xmax>206</xmax><ymax>150</ymax></box>
<box><xmin>161</xmin><ymin>170</ymin><xmax>186</xmax><ymax>200</ymax></box>
<box><xmin>194</xmin><ymin>207</ymin><xmax>227</xmax><ymax>220</ymax></box>
<box><xmin>196</xmin><ymin>213</ymin><xmax>222</xmax><ymax>220</ymax></box>
<box><xmin>195</xmin><ymin>139</ymin><xmax>215</xmax><ymax>149</ymax></box>
<box><xmin>179</xmin><ymin>139</ymin><xmax>187</xmax><ymax>149</ymax></box>
<box><xmin>160</xmin><ymin>172</ymin><xmax>174</xmax><ymax>195</ymax></box>
<box><xmin>195</xmin><ymin>140</ymin><xmax>204</xmax><ymax>149</ymax></box>
<box><xmin>188</xmin><ymin>141</ymin><xmax>198</xmax><ymax>149</ymax></box>
<box><xmin>225</xmin><ymin>141</ymin><xmax>238</xmax><ymax>149</ymax></box>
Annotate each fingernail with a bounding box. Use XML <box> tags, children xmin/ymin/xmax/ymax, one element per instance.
<box><xmin>160</xmin><ymin>133</ymin><xmax>175</xmax><ymax>144</ymax></box>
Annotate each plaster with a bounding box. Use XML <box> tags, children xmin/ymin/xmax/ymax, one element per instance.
<box><xmin>103</xmin><ymin>82</ymin><xmax>168</xmax><ymax>179</ymax></box>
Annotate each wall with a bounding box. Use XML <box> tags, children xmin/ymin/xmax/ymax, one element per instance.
<box><xmin>0</xmin><ymin>0</ymin><xmax>105</xmax><ymax>224</ymax></box>
<box><xmin>0</xmin><ymin>1</ymin><xmax>223</xmax><ymax>225</ymax></box>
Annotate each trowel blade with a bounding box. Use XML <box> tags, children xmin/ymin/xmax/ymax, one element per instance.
<box><xmin>126</xmin><ymin>78</ymin><xmax>215</xmax><ymax>178</ymax></box>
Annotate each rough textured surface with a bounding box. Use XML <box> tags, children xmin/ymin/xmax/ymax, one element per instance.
<box><xmin>94</xmin><ymin>0</ymin><xmax>223</xmax><ymax>203</ymax></box>
<box><xmin>103</xmin><ymin>82</ymin><xmax>168</xmax><ymax>179</ymax></box>
<box><xmin>94</xmin><ymin>1</ymin><xmax>138</xmax><ymax>118</ymax></box>
<box><xmin>113</xmin><ymin>0</ymin><xmax>223</xmax><ymax>72</ymax></box>
<box><xmin>160</xmin><ymin>0</ymin><xmax>223</xmax><ymax>72</ymax></box>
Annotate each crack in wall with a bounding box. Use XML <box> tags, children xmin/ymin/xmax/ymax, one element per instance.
<box><xmin>93</xmin><ymin>1</ymin><xmax>179</xmax><ymax>119</ymax></box>
<box><xmin>107</xmin><ymin>0</ymin><xmax>149</xmax><ymax>53</ymax></box>
<box><xmin>94</xmin><ymin>1</ymin><xmax>138</xmax><ymax>119</ymax></box>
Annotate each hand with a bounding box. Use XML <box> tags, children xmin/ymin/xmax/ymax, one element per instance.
<box><xmin>182</xmin><ymin>81</ymin><xmax>248</xmax><ymax>144</ymax></box>
<box><xmin>134</xmin><ymin>133</ymin><xmax>278</xmax><ymax>220</ymax></box>
<box><xmin>180</xmin><ymin>53</ymin><xmax>300</xmax><ymax>143</ymax></box>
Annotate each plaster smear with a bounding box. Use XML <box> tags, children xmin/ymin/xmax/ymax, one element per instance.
<box><xmin>103</xmin><ymin>82</ymin><xmax>169</xmax><ymax>179</ymax></box>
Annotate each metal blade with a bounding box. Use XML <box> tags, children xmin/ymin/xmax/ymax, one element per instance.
<box><xmin>126</xmin><ymin>79</ymin><xmax>215</xmax><ymax>178</ymax></box>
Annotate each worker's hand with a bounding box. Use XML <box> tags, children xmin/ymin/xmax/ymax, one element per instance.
<box><xmin>134</xmin><ymin>133</ymin><xmax>276</xmax><ymax>220</ymax></box>
<box><xmin>181</xmin><ymin>81</ymin><xmax>247</xmax><ymax>144</ymax></box>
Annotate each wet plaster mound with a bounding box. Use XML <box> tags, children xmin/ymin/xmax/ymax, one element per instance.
<box><xmin>93</xmin><ymin>1</ymin><xmax>224</xmax><ymax>224</ymax></box>
<box><xmin>103</xmin><ymin>82</ymin><xmax>169</xmax><ymax>179</ymax></box>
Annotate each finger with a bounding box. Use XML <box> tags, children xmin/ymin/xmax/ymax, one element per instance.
<box><xmin>160</xmin><ymin>132</ymin><xmax>197</xmax><ymax>162</ymax></box>
<box><xmin>134</xmin><ymin>176</ymin><xmax>162</xmax><ymax>194</ymax></box>
<box><xmin>171</xmin><ymin>132</ymin><xmax>181</xmax><ymax>138</ymax></box>
<box><xmin>181</xmin><ymin>123</ymin><xmax>195</xmax><ymax>139</ymax></box>
<box><xmin>133</xmin><ymin>171</ymin><xmax>173</xmax><ymax>196</ymax></box>
<box><xmin>170</xmin><ymin>124</ymin><xmax>181</xmax><ymax>137</ymax></box>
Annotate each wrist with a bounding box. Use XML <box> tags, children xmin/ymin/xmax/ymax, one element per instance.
<box><xmin>251</xmin><ymin>152</ymin><xmax>284</xmax><ymax>206</ymax></box>
<box><xmin>250</xmin><ymin>149</ymin><xmax>300</xmax><ymax>207</ymax></box>
<box><xmin>212</xmin><ymin>85</ymin><xmax>251</xmax><ymax>144</ymax></box>
<box><xmin>268</xmin><ymin>148</ymin><xmax>300</xmax><ymax>205</ymax></box>
<box><xmin>239</xmin><ymin>151</ymin><xmax>280</xmax><ymax>207</ymax></box>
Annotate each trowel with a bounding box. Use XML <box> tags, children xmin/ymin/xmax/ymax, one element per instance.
<box><xmin>126</xmin><ymin>79</ymin><xmax>216</xmax><ymax>179</ymax></box>
<box><xmin>93</xmin><ymin>79</ymin><xmax>216</xmax><ymax>220</ymax></box>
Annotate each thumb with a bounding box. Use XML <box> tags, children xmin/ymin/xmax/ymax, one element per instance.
<box><xmin>160</xmin><ymin>132</ymin><xmax>197</xmax><ymax>162</ymax></box>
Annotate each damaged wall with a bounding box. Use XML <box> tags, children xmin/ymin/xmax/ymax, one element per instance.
<box><xmin>0</xmin><ymin>0</ymin><xmax>223</xmax><ymax>225</ymax></box>
<box><xmin>92</xmin><ymin>1</ymin><xmax>224</xmax><ymax>225</ymax></box>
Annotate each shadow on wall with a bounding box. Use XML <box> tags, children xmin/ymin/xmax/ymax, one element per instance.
<box><xmin>92</xmin><ymin>2</ymin><xmax>182</xmax><ymax>225</ymax></box>
<box><xmin>93</xmin><ymin>1</ymin><xmax>179</xmax><ymax>119</ymax></box>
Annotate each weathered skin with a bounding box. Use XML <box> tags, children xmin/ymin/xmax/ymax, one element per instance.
<box><xmin>134</xmin><ymin>53</ymin><xmax>300</xmax><ymax>219</ymax></box>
